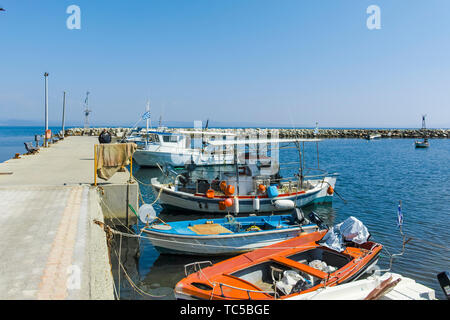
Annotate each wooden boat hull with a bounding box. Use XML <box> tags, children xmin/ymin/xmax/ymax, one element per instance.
<box><xmin>151</xmin><ymin>176</ymin><xmax>337</xmax><ymax>214</ymax></box>
<box><xmin>142</xmin><ymin>224</ymin><xmax>319</xmax><ymax>256</ymax></box>
<box><xmin>174</xmin><ymin>230</ymin><xmax>383</xmax><ymax>300</ymax></box>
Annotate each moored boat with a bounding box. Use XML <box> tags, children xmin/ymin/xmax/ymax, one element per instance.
<box><xmin>141</xmin><ymin>209</ymin><xmax>319</xmax><ymax>256</ymax></box>
<box><xmin>174</xmin><ymin>216</ymin><xmax>382</xmax><ymax>300</ymax></box>
<box><xmin>150</xmin><ymin>138</ymin><xmax>338</xmax><ymax>214</ymax></box>
<box><xmin>291</xmin><ymin>272</ymin><xmax>436</xmax><ymax>300</ymax></box>
<box><xmin>366</xmin><ymin>134</ymin><xmax>381</xmax><ymax>140</ymax></box>
<box><xmin>414</xmin><ymin>139</ymin><xmax>430</xmax><ymax>148</ymax></box>
<box><xmin>133</xmin><ymin>131</ymin><xmax>236</xmax><ymax>167</ymax></box>
<box><xmin>415</xmin><ymin>115</ymin><xmax>430</xmax><ymax>148</ymax></box>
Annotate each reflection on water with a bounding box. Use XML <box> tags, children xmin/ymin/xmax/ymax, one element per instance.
<box><xmin>110</xmin><ymin>139</ymin><xmax>450</xmax><ymax>300</ymax></box>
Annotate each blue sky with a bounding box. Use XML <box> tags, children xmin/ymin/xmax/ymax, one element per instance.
<box><xmin>1</xmin><ymin>0</ymin><xmax>449</xmax><ymax>128</ymax></box>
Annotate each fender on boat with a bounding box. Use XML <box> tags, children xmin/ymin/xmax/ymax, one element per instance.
<box><xmin>253</xmin><ymin>196</ymin><xmax>260</xmax><ymax>211</ymax></box>
<box><xmin>274</xmin><ymin>199</ymin><xmax>295</xmax><ymax>210</ymax></box>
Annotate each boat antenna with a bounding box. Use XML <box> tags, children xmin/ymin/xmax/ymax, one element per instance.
<box><xmin>201</xmin><ymin>119</ymin><xmax>209</xmax><ymax>152</ymax></box>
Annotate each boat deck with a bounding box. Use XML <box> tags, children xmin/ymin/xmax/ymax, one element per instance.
<box><xmin>143</xmin><ymin>215</ymin><xmax>298</xmax><ymax>236</ymax></box>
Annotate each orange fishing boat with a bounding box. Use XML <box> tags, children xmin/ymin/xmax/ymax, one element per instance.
<box><xmin>174</xmin><ymin>227</ymin><xmax>382</xmax><ymax>300</ymax></box>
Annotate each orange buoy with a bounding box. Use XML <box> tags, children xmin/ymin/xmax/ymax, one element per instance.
<box><xmin>258</xmin><ymin>184</ymin><xmax>266</xmax><ymax>193</ymax></box>
<box><xmin>327</xmin><ymin>186</ymin><xmax>334</xmax><ymax>195</ymax></box>
<box><xmin>224</xmin><ymin>198</ymin><xmax>234</xmax><ymax>207</ymax></box>
<box><xmin>220</xmin><ymin>181</ymin><xmax>227</xmax><ymax>192</ymax></box>
<box><xmin>219</xmin><ymin>201</ymin><xmax>226</xmax><ymax>210</ymax></box>
<box><xmin>45</xmin><ymin>129</ymin><xmax>52</xmax><ymax>140</ymax></box>
<box><xmin>206</xmin><ymin>189</ymin><xmax>215</xmax><ymax>199</ymax></box>
<box><xmin>225</xmin><ymin>185</ymin><xmax>235</xmax><ymax>196</ymax></box>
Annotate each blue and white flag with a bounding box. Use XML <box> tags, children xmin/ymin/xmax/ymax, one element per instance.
<box><xmin>142</xmin><ymin>111</ymin><xmax>151</xmax><ymax>120</ymax></box>
<box><xmin>397</xmin><ymin>203</ymin><xmax>403</xmax><ymax>227</ymax></box>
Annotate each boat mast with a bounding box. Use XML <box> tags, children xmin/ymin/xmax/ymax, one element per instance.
<box><xmin>146</xmin><ymin>100</ymin><xmax>150</xmax><ymax>148</ymax></box>
<box><xmin>234</xmin><ymin>135</ymin><xmax>240</xmax><ymax>198</ymax></box>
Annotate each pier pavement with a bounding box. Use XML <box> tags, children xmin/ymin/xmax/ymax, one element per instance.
<box><xmin>0</xmin><ymin>136</ymin><xmax>134</xmax><ymax>300</ymax></box>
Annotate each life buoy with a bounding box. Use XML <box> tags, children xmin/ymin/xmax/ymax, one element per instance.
<box><xmin>45</xmin><ymin>129</ymin><xmax>52</xmax><ymax>140</ymax></box>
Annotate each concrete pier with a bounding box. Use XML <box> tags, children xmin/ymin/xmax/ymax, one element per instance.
<box><xmin>0</xmin><ymin>136</ymin><xmax>139</xmax><ymax>299</ymax></box>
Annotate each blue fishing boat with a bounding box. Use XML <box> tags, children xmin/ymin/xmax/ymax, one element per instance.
<box><xmin>140</xmin><ymin>208</ymin><xmax>319</xmax><ymax>256</ymax></box>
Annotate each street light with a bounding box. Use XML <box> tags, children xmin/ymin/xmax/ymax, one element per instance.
<box><xmin>44</xmin><ymin>72</ymin><xmax>49</xmax><ymax>147</ymax></box>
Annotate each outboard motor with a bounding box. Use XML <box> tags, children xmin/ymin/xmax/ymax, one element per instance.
<box><xmin>293</xmin><ymin>208</ymin><xmax>309</xmax><ymax>225</ymax></box>
<box><xmin>437</xmin><ymin>271</ymin><xmax>450</xmax><ymax>300</ymax></box>
<box><xmin>308</xmin><ymin>211</ymin><xmax>327</xmax><ymax>230</ymax></box>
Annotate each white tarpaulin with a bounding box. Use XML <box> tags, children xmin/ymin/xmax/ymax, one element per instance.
<box><xmin>320</xmin><ymin>216</ymin><xmax>370</xmax><ymax>252</ymax></box>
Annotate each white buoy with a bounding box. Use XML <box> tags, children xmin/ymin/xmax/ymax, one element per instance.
<box><xmin>138</xmin><ymin>204</ymin><xmax>157</xmax><ymax>224</ymax></box>
<box><xmin>234</xmin><ymin>196</ymin><xmax>240</xmax><ymax>214</ymax></box>
<box><xmin>253</xmin><ymin>196</ymin><xmax>260</xmax><ymax>211</ymax></box>
<box><xmin>274</xmin><ymin>199</ymin><xmax>295</xmax><ymax>210</ymax></box>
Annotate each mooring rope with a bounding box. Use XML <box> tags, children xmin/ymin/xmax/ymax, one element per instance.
<box><xmin>111</xmin><ymin>238</ymin><xmax>169</xmax><ymax>299</ymax></box>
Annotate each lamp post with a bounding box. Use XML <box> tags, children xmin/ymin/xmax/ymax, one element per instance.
<box><xmin>44</xmin><ymin>72</ymin><xmax>49</xmax><ymax>147</ymax></box>
<box><xmin>61</xmin><ymin>91</ymin><xmax>66</xmax><ymax>138</ymax></box>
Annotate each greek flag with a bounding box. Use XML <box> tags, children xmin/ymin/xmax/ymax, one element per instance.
<box><xmin>142</xmin><ymin>111</ymin><xmax>151</xmax><ymax>120</ymax></box>
<box><xmin>397</xmin><ymin>203</ymin><xmax>403</xmax><ymax>227</ymax></box>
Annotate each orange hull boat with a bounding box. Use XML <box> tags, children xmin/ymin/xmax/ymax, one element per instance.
<box><xmin>175</xmin><ymin>230</ymin><xmax>382</xmax><ymax>300</ymax></box>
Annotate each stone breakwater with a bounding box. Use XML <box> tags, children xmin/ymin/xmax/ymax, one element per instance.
<box><xmin>65</xmin><ymin>127</ymin><xmax>449</xmax><ymax>139</ymax></box>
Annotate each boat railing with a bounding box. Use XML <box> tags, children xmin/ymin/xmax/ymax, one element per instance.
<box><xmin>184</xmin><ymin>261</ymin><xmax>213</xmax><ymax>277</ymax></box>
<box><xmin>215</xmin><ymin>282</ymin><xmax>276</xmax><ymax>300</ymax></box>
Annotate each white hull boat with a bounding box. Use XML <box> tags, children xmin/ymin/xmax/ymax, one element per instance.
<box><xmin>150</xmin><ymin>137</ymin><xmax>338</xmax><ymax>214</ymax></box>
<box><xmin>291</xmin><ymin>272</ymin><xmax>436</xmax><ymax>300</ymax></box>
<box><xmin>133</xmin><ymin>131</ymin><xmax>235</xmax><ymax>167</ymax></box>
<box><xmin>151</xmin><ymin>175</ymin><xmax>337</xmax><ymax>214</ymax></box>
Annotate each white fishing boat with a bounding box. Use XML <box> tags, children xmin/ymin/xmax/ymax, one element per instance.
<box><xmin>366</xmin><ymin>134</ymin><xmax>381</xmax><ymax>140</ymax></box>
<box><xmin>150</xmin><ymin>138</ymin><xmax>339</xmax><ymax>214</ymax></box>
<box><xmin>132</xmin><ymin>130</ymin><xmax>237</xmax><ymax>167</ymax></box>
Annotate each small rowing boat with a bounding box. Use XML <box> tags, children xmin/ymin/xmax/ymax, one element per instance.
<box><xmin>141</xmin><ymin>208</ymin><xmax>319</xmax><ymax>256</ymax></box>
<box><xmin>174</xmin><ymin>216</ymin><xmax>382</xmax><ymax>300</ymax></box>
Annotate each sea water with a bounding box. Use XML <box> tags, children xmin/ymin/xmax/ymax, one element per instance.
<box><xmin>112</xmin><ymin>138</ymin><xmax>449</xmax><ymax>300</ymax></box>
<box><xmin>1</xmin><ymin>127</ymin><xmax>448</xmax><ymax>299</ymax></box>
